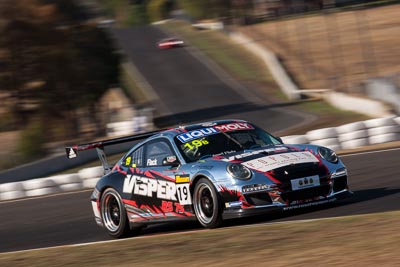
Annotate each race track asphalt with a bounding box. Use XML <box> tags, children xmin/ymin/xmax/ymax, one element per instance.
<box><xmin>1</xmin><ymin>148</ymin><xmax>399</xmax><ymax>253</ymax></box>
<box><xmin>110</xmin><ymin>25</ymin><xmax>313</xmax><ymax>133</ymax></box>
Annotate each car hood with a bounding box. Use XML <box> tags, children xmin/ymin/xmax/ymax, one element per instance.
<box><xmin>204</xmin><ymin>144</ymin><xmax>323</xmax><ymax>172</ymax></box>
<box><xmin>197</xmin><ymin>144</ymin><xmax>330</xmax><ymax>186</ymax></box>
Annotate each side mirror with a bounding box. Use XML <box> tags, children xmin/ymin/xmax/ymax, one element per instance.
<box><xmin>276</xmin><ymin>136</ymin><xmax>283</xmax><ymax>144</ymax></box>
<box><xmin>162</xmin><ymin>156</ymin><xmax>180</xmax><ymax>167</ymax></box>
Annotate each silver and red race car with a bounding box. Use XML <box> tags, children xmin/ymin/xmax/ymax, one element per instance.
<box><xmin>66</xmin><ymin>119</ymin><xmax>352</xmax><ymax>238</ymax></box>
<box><xmin>157</xmin><ymin>37</ymin><xmax>184</xmax><ymax>49</ymax></box>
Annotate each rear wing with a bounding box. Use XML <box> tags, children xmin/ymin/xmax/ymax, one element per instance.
<box><xmin>65</xmin><ymin>129</ymin><xmax>165</xmax><ymax>174</ymax></box>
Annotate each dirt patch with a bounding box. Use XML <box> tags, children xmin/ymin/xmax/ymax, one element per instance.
<box><xmin>239</xmin><ymin>4</ymin><xmax>400</xmax><ymax>94</ymax></box>
<box><xmin>0</xmin><ymin>131</ymin><xmax>18</xmax><ymax>156</ymax></box>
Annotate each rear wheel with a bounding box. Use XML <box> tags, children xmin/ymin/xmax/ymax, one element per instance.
<box><xmin>193</xmin><ymin>178</ymin><xmax>222</xmax><ymax>228</ymax></box>
<box><xmin>100</xmin><ymin>188</ymin><xmax>130</xmax><ymax>238</ymax></box>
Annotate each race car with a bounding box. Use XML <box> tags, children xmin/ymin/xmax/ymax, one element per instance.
<box><xmin>66</xmin><ymin>119</ymin><xmax>352</xmax><ymax>238</ymax></box>
<box><xmin>157</xmin><ymin>37</ymin><xmax>184</xmax><ymax>49</ymax></box>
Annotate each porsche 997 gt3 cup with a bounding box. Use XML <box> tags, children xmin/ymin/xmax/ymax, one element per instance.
<box><xmin>66</xmin><ymin>120</ymin><xmax>352</xmax><ymax>238</ymax></box>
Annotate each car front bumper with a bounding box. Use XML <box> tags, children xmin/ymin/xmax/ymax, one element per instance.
<box><xmin>222</xmin><ymin>190</ymin><xmax>353</xmax><ymax>220</ymax></box>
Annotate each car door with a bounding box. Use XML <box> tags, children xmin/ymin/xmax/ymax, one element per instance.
<box><xmin>142</xmin><ymin>138</ymin><xmax>192</xmax><ymax>217</ymax></box>
<box><xmin>121</xmin><ymin>138</ymin><xmax>191</xmax><ymax>221</ymax></box>
<box><xmin>119</xmin><ymin>144</ymin><xmax>156</xmax><ymax>222</ymax></box>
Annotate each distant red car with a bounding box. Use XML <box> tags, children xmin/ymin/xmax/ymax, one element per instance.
<box><xmin>157</xmin><ymin>37</ymin><xmax>184</xmax><ymax>49</ymax></box>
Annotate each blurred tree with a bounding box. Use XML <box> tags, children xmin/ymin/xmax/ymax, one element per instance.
<box><xmin>42</xmin><ymin>0</ymin><xmax>91</xmax><ymax>24</ymax></box>
<box><xmin>147</xmin><ymin>0</ymin><xmax>175</xmax><ymax>22</ymax></box>
<box><xmin>177</xmin><ymin>0</ymin><xmax>214</xmax><ymax>20</ymax></box>
<box><xmin>99</xmin><ymin>0</ymin><xmax>149</xmax><ymax>26</ymax></box>
<box><xmin>126</xmin><ymin>2</ymin><xmax>150</xmax><ymax>25</ymax></box>
<box><xmin>0</xmin><ymin>0</ymin><xmax>120</xmax><ymax>141</ymax></box>
<box><xmin>0</xmin><ymin>1</ymin><xmax>48</xmax><ymax>128</ymax></box>
<box><xmin>230</xmin><ymin>0</ymin><xmax>254</xmax><ymax>25</ymax></box>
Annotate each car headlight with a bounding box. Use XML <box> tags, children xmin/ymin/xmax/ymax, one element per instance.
<box><xmin>318</xmin><ymin>147</ymin><xmax>338</xmax><ymax>163</ymax></box>
<box><xmin>227</xmin><ymin>164</ymin><xmax>252</xmax><ymax>180</ymax></box>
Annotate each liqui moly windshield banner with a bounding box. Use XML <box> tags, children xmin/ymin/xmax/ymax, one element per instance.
<box><xmin>177</xmin><ymin>123</ymin><xmax>254</xmax><ymax>143</ymax></box>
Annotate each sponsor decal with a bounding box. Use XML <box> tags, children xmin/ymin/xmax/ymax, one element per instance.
<box><xmin>161</xmin><ymin>201</ymin><xmax>185</xmax><ymax>213</ymax></box>
<box><xmin>222</xmin><ymin>147</ymin><xmax>288</xmax><ymax>162</ymax></box>
<box><xmin>123</xmin><ymin>175</ymin><xmax>177</xmax><ymax>201</ymax></box>
<box><xmin>177</xmin><ymin>123</ymin><xmax>254</xmax><ymax>143</ymax></box>
<box><xmin>242</xmin><ymin>184</ymin><xmax>270</xmax><ymax>193</ymax></box>
<box><xmin>177</xmin><ymin>127</ymin><xmax>218</xmax><ymax>143</ymax></box>
<box><xmin>123</xmin><ymin>175</ymin><xmax>192</xmax><ymax>205</ymax></box>
<box><xmin>214</xmin><ymin>122</ymin><xmax>254</xmax><ymax>132</ymax></box>
<box><xmin>242</xmin><ymin>151</ymin><xmax>319</xmax><ymax>172</ymax></box>
<box><xmin>225</xmin><ymin>201</ymin><xmax>242</xmax><ymax>208</ymax></box>
<box><xmin>147</xmin><ymin>158</ymin><xmax>157</xmax><ymax>166</ymax></box>
<box><xmin>175</xmin><ymin>174</ymin><xmax>190</xmax><ymax>184</ymax></box>
<box><xmin>166</xmin><ymin>155</ymin><xmax>177</xmax><ymax>163</ymax></box>
<box><xmin>213</xmin><ymin>150</ymin><xmax>236</xmax><ymax>158</ymax></box>
<box><xmin>283</xmin><ymin>198</ymin><xmax>336</xmax><ymax>210</ymax></box>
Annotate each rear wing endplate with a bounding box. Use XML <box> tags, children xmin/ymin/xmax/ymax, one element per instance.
<box><xmin>65</xmin><ymin>129</ymin><xmax>164</xmax><ymax>174</ymax></box>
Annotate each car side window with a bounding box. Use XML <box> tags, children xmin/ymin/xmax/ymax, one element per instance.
<box><xmin>123</xmin><ymin>146</ymin><xmax>144</xmax><ymax>168</ymax></box>
<box><xmin>144</xmin><ymin>139</ymin><xmax>176</xmax><ymax>167</ymax></box>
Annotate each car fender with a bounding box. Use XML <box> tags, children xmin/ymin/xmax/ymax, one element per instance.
<box><xmin>96</xmin><ymin>172</ymin><xmax>125</xmax><ymax>197</ymax></box>
<box><xmin>190</xmin><ymin>168</ymin><xmax>233</xmax><ymax>192</ymax></box>
<box><xmin>191</xmin><ymin>170</ymin><xmax>216</xmax><ymax>188</ymax></box>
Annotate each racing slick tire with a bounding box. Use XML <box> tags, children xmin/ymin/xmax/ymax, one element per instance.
<box><xmin>100</xmin><ymin>188</ymin><xmax>130</xmax><ymax>238</ymax></box>
<box><xmin>193</xmin><ymin>178</ymin><xmax>223</xmax><ymax>229</ymax></box>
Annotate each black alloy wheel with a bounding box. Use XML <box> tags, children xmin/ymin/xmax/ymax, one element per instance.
<box><xmin>193</xmin><ymin>178</ymin><xmax>222</xmax><ymax>228</ymax></box>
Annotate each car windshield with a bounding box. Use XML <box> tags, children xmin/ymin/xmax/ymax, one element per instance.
<box><xmin>174</xmin><ymin>125</ymin><xmax>281</xmax><ymax>163</ymax></box>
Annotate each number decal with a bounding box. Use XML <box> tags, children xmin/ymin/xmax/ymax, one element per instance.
<box><xmin>183</xmin><ymin>139</ymin><xmax>210</xmax><ymax>150</ymax></box>
<box><xmin>184</xmin><ymin>143</ymin><xmax>193</xmax><ymax>150</ymax></box>
<box><xmin>192</xmin><ymin>140</ymin><xmax>202</xmax><ymax>147</ymax></box>
<box><xmin>125</xmin><ymin>156</ymin><xmax>131</xmax><ymax>166</ymax></box>
<box><xmin>176</xmin><ymin>184</ymin><xmax>191</xmax><ymax>205</ymax></box>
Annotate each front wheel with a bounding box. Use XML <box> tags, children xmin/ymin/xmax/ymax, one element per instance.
<box><xmin>100</xmin><ymin>188</ymin><xmax>131</xmax><ymax>238</ymax></box>
<box><xmin>193</xmin><ymin>178</ymin><xmax>222</xmax><ymax>228</ymax></box>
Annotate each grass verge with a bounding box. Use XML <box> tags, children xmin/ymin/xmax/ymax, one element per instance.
<box><xmin>1</xmin><ymin>210</ymin><xmax>399</xmax><ymax>266</ymax></box>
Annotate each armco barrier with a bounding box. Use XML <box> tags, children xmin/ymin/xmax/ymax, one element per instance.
<box><xmin>0</xmin><ymin>169</ymin><xmax>101</xmax><ymax>201</ymax></box>
<box><xmin>288</xmin><ymin>116</ymin><xmax>400</xmax><ymax>151</ymax></box>
<box><xmin>1</xmin><ymin>116</ymin><xmax>400</xmax><ymax>201</ymax></box>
